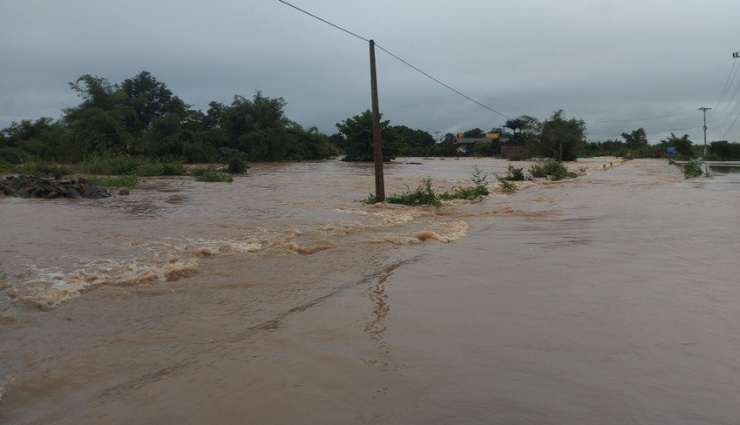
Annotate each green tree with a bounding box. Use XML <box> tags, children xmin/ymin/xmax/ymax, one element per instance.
<box><xmin>510</xmin><ymin>115</ymin><xmax>542</xmax><ymax>156</ymax></box>
<box><xmin>68</xmin><ymin>74</ymin><xmax>117</xmax><ymax>110</ymax></box>
<box><xmin>539</xmin><ymin>110</ymin><xmax>586</xmax><ymax>161</ymax></box>
<box><xmin>462</xmin><ymin>128</ymin><xmax>485</xmax><ymax>138</ymax></box>
<box><xmin>431</xmin><ymin>133</ymin><xmax>459</xmax><ymax>156</ymax></box>
<box><xmin>120</xmin><ymin>70</ymin><xmax>187</xmax><ymax>134</ymax></box>
<box><xmin>335</xmin><ymin>110</ymin><xmax>399</xmax><ymax>162</ymax></box>
<box><xmin>621</xmin><ymin>128</ymin><xmax>648</xmax><ymax>149</ymax></box>
<box><xmin>392</xmin><ymin>125</ymin><xmax>435</xmax><ymax>156</ymax></box>
<box><xmin>0</xmin><ymin>117</ymin><xmax>64</xmax><ymax>160</ymax></box>
<box><xmin>504</xmin><ymin>118</ymin><xmax>527</xmax><ymax>135</ymax></box>
<box><xmin>661</xmin><ymin>133</ymin><xmax>693</xmax><ymax>157</ymax></box>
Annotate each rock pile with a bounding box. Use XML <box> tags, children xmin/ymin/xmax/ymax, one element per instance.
<box><xmin>0</xmin><ymin>173</ymin><xmax>111</xmax><ymax>199</ymax></box>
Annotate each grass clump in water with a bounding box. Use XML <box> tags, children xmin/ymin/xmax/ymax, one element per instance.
<box><xmin>529</xmin><ymin>161</ymin><xmax>579</xmax><ymax>181</ymax></box>
<box><xmin>498</xmin><ymin>179</ymin><xmax>518</xmax><ymax>193</ymax></box>
<box><xmin>363</xmin><ymin>179</ymin><xmax>440</xmax><ymax>207</ymax></box>
<box><xmin>440</xmin><ymin>165</ymin><xmax>489</xmax><ymax>201</ymax></box>
<box><xmin>194</xmin><ymin>168</ymin><xmax>233</xmax><ymax>182</ymax></box>
<box><xmin>364</xmin><ymin>167</ymin><xmax>489</xmax><ymax>207</ymax></box>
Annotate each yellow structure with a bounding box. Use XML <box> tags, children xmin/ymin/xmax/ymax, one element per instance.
<box><xmin>456</xmin><ymin>132</ymin><xmax>499</xmax><ymax>139</ymax></box>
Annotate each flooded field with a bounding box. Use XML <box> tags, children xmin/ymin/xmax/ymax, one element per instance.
<box><xmin>1</xmin><ymin>158</ymin><xmax>738</xmax><ymax>424</ymax></box>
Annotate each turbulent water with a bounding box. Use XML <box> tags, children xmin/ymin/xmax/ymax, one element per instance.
<box><xmin>1</xmin><ymin>158</ymin><xmax>738</xmax><ymax>424</ymax></box>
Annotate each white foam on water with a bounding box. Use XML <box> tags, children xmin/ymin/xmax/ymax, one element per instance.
<box><xmin>11</xmin><ymin>258</ymin><xmax>200</xmax><ymax>310</ymax></box>
<box><xmin>369</xmin><ymin>220</ymin><xmax>469</xmax><ymax>245</ymax></box>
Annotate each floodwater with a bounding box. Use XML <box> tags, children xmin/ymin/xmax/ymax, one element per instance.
<box><xmin>1</xmin><ymin>158</ymin><xmax>738</xmax><ymax>424</ymax></box>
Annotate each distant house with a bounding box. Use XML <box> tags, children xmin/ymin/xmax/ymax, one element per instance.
<box><xmin>501</xmin><ymin>138</ymin><xmax>526</xmax><ymax>159</ymax></box>
<box><xmin>455</xmin><ymin>137</ymin><xmax>489</xmax><ymax>154</ymax></box>
<box><xmin>455</xmin><ymin>132</ymin><xmax>499</xmax><ymax>154</ymax></box>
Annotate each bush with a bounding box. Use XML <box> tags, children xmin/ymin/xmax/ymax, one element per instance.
<box><xmin>501</xmin><ymin>164</ymin><xmax>526</xmax><ymax>181</ymax></box>
<box><xmin>499</xmin><ymin>179</ymin><xmax>518</xmax><ymax>192</ymax></box>
<box><xmin>0</xmin><ymin>147</ymin><xmax>30</xmax><ymax>164</ymax></box>
<box><xmin>160</xmin><ymin>161</ymin><xmax>187</xmax><ymax>176</ymax></box>
<box><xmin>364</xmin><ymin>168</ymin><xmax>489</xmax><ymax>207</ymax></box>
<box><xmin>227</xmin><ymin>157</ymin><xmax>248</xmax><ymax>174</ymax></box>
<box><xmin>683</xmin><ymin>158</ymin><xmax>704</xmax><ymax>179</ymax></box>
<box><xmin>0</xmin><ymin>159</ymin><xmax>11</xmax><ymax>173</ymax></box>
<box><xmin>385</xmin><ymin>178</ymin><xmax>441</xmax><ymax>207</ymax></box>
<box><xmin>81</xmin><ymin>154</ymin><xmax>141</xmax><ymax>175</ymax></box>
<box><xmin>220</xmin><ymin>148</ymin><xmax>250</xmax><ymax>174</ymax></box>
<box><xmin>439</xmin><ymin>185</ymin><xmax>488</xmax><ymax>200</ymax></box>
<box><xmin>195</xmin><ymin>169</ymin><xmax>233</xmax><ymax>182</ymax></box>
<box><xmin>529</xmin><ymin>161</ymin><xmax>578</xmax><ymax>181</ymax></box>
<box><xmin>14</xmin><ymin>162</ymin><xmax>73</xmax><ymax>177</ymax></box>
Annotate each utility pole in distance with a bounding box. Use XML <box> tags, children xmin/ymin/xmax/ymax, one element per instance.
<box><xmin>699</xmin><ymin>107</ymin><xmax>711</xmax><ymax>157</ymax></box>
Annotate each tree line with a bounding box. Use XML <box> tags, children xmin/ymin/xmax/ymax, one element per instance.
<box><xmin>2</xmin><ymin>70</ymin><xmax>739</xmax><ymax>166</ymax></box>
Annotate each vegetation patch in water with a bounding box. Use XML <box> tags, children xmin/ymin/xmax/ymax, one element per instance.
<box><xmin>682</xmin><ymin>158</ymin><xmax>704</xmax><ymax>179</ymax></box>
<box><xmin>194</xmin><ymin>168</ymin><xmax>233</xmax><ymax>183</ymax></box>
<box><xmin>364</xmin><ymin>167</ymin><xmax>489</xmax><ymax>207</ymax></box>
<box><xmin>529</xmin><ymin>161</ymin><xmax>579</xmax><ymax>181</ymax></box>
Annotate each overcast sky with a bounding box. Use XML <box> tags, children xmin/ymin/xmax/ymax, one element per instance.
<box><xmin>2</xmin><ymin>0</ymin><xmax>740</xmax><ymax>144</ymax></box>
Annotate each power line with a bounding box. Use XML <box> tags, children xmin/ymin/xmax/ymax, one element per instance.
<box><xmin>718</xmin><ymin>104</ymin><xmax>740</xmax><ymax>140</ymax></box>
<box><xmin>277</xmin><ymin>0</ymin><xmax>510</xmax><ymax>120</ymax></box>
<box><xmin>593</xmin><ymin>111</ymin><xmax>694</xmax><ymax>123</ymax></box>
<box><xmin>277</xmin><ymin>0</ymin><xmax>368</xmax><ymax>43</ymax></box>
<box><xmin>374</xmin><ymin>44</ymin><xmax>510</xmax><ymax>119</ymax></box>
<box><xmin>712</xmin><ymin>58</ymin><xmax>739</xmax><ymax>109</ymax></box>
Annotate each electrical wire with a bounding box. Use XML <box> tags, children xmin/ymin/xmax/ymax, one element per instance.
<box><xmin>710</xmin><ymin>74</ymin><xmax>740</xmax><ymax>120</ymax></box>
<box><xmin>593</xmin><ymin>111</ymin><xmax>694</xmax><ymax>123</ymax></box>
<box><xmin>718</xmin><ymin>104</ymin><xmax>740</xmax><ymax>140</ymax></box>
<box><xmin>278</xmin><ymin>0</ymin><xmax>510</xmax><ymax>120</ymax></box>
<box><xmin>277</xmin><ymin>0</ymin><xmax>368</xmax><ymax>43</ymax></box>
<box><xmin>374</xmin><ymin>44</ymin><xmax>510</xmax><ymax>119</ymax></box>
<box><xmin>712</xmin><ymin>58</ymin><xmax>739</xmax><ymax>110</ymax></box>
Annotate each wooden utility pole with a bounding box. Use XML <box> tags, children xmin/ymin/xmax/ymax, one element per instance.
<box><xmin>369</xmin><ymin>40</ymin><xmax>385</xmax><ymax>202</ymax></box>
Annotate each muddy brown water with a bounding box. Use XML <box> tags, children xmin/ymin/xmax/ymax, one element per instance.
<box><xmin>1</xmin><ymin>158</ymin><xmax>738</xmax><ymax>424</ymax></box>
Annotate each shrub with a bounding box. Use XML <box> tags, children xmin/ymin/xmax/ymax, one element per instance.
<box><xmin>439</xmin><ymin>185</ymin><xmax>488</xmax><ymax>201</ymax></box>
<box><xmin>470</xmin><ymin>165</ymin><xmax>488</xmax><ymax>186</ymax></box>
<box><xmin>0</xmin><ymin>159</ymin><xmax>11</xmax><ymax>174</ymax></box>
<box><xmin>386</xmin><ymin>178</ymin><xmax>441</xmax><ymax>207</ymax></box>
<box><xmin>501</xmin><ymin>164</ymin><xmax>526</xmax><ymax>181</ymax></box>
<box><xmin>14</xmin><ymin>162</ymin><xmax>73</xmax><ymax>177</ymax></box>
<box><xmin>499</xmin><ymin>179</ymin><xmax>518</xmax><ymax>192</ymax></box>
<box><xmin>0</xmin><ymin>147</ymin><xmax>30</xmax><ymax>164</ymax></box>
<box><xmin>364</xmin><ymin>168</ymin><xmax>489</xmax><ymax>207</ymax></box>
<box><xmin>227</xmin><ymin>157</ymin><xmax>248</xmax><ymax>174</ymax></box>
<box><xmin>529</xmin><ymin>161</ymin><xmax>578</xmax><ymax>181</ymax></box>
<box><xmin>160</xmin><ymin>161</ymin><xmax>187</xmax><ymax>176</ymax></box>
<box><xmin>220</xmin><ymin>148</ymin><xmax>250</xmax><ymax>174</ymax></box>
<box><xmin>81</xmin><ymin>154</ymin><xmax>141</xmax><ymax>175</ymax></box>
<box><xmin>195</xmin><ymin>170</ymin><xmax>233</xmax><ymax>182</ymax></box>
<box><xmin>683</xmin><ymin>158</ymin><xmax>704</xmax><ymax>179</ymax></box>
